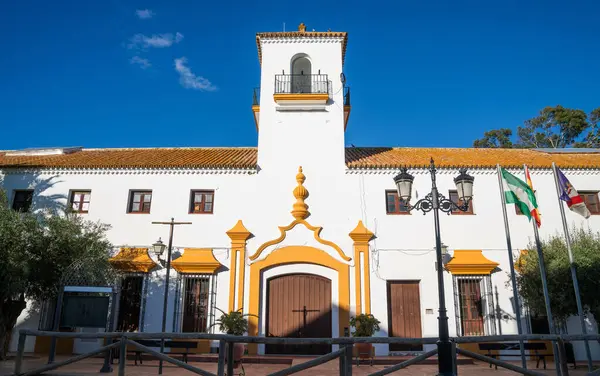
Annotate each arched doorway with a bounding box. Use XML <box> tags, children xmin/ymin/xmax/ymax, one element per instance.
<box><xmin>291</xmin><ymin>56</ymin><xmax>312</xmax><ymax>93</ymax></box>
<box><xmin>266</xmin><ymin>273</ymin><xmax>332</xmax><ymax>355</ymax></box>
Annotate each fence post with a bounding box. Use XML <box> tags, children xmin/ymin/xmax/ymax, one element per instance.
<box><xmin>451</xmin><ymin>341</ymin><xmax>458</xmax><ymax>376</ymax></box>
<box><xmin>217</xmin><ymin>340</ymin><xmax>226</xmax><ymax>376</ymax></box>
<box><xmin>226</xmin><ymin>340</ymin><xmax>235</xmax><ymax>376</ymax></box>
<box><xmin>118</xmin><ymin>337</ymin><xmax>127</xmax><ymax>376</ymax></box>
<box><xmin>557</xmin><ymin>338</ymin><xmax>569</xmax><ymax>376</ymax></box>
<box><xmin>344</xmin><ymin>344</ymin><xmax>353</xmax><ymax>375</ymax></box>
<box><xmin>339</xmin><ymin>345</ymin><xmax>346</xmax><ymax>375</ymax></box>
<box><xmin>14</xmin><ymin>332</ymin><xmax>27</xmax><ymax>375</ymax></box>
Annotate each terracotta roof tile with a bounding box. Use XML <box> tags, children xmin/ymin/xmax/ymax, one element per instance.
<box><xmin>255</xmin><ymin>30</ymin><xmax>348</xmax><ymax>65</ymax></box>
<box><xmin>345</xmin><ymin>147</ymin><xmax>600</xmax><ymax>169</ymax></box>
<box><xmin>0</xmin><ymin>148</ymin><xmax>258</xmax><ymax>169</ymax></box>
<box><xmin>1</xmin><ymin>147</ymin><xmax>598</xmax><ymax>170</ymax></box>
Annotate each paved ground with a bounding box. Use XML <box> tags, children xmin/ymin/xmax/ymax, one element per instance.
<box><xmin>1</xmin><ymin>355</ymin><xmax>595</xmax><ymax>375</ymax></box>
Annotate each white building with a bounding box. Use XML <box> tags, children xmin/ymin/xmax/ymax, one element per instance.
<box><xmin>2</xmin><ymin>23</ymin><xmax>600</xmax><ymax>361</ymax></box>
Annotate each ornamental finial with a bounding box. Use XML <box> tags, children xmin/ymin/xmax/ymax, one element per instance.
<box><xmin>291</xmin><ymin>166</ymin><xmax>309</xmax><ymax>220</ymax></box>
<box><xmin>298</xmin><ymin>23</ymin><xmax>306</xmax><ymax>33</ymax></box>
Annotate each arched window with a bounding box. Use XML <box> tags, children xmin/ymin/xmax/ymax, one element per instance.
<box><xmin>291</xmin><ymin>55</ymin><xmax>312</xmax><ymax>93</ymax></box>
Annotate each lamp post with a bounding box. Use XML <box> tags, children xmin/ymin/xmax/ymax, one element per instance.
<box><xmin>393</xmin><ymin>158</ymin><xmax>474</xmax><ymax>376</ymax></box>
<box><xmin>152</xmin><ymin>218</ymin><xmax>191</xmax><ymax>375</ymax></box>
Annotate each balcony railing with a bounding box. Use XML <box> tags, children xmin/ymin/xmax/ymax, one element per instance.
<box><xmin>344</xmin><ymin>86</ymin><xmax>350</xmax><ymax>106</ymax></box>
<box><xmin>252</xmin><ymin>87</ymin><xmax>260</xmax><ymax>106</ymax></box>
<box><xmin>274</xmin><ymin>74</ymin><xmax>329</xmax><ymax>95</ymax></box>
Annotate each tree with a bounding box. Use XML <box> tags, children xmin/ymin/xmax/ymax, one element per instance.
<box><xmin>473</xmin><ymin>105</ymin><xmax>599</xmax><ymax>148</ymax></box>
<box><xmin>472</xmin><ymin>128</ymin><xmax>514</xmax><ymax>148</ymax></box>
<box><xmin>515</xmin><ymin>227</ymin><xmax>600</xmax><ymax>326</ymax></box>
<box><xmin>0</xmin><ymin>189</ymin><xmax>112</xmax><ymax>359</ymax></box>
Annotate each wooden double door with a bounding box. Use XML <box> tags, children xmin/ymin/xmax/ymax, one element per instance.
<box><xmin>266</xmin><ymin>274</ymin><xmax>332</xmax><ymax>355</ymax></box>
<box><xmin>387</xmin><ymin>281</ymin><xmax>423</xmax><ymax>351</ymax></box>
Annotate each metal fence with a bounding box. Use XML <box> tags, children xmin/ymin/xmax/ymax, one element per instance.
<box><xmin>12</xmin><ymin>330</ymin><xmax>600</xmax><ymax>376</ymax></box>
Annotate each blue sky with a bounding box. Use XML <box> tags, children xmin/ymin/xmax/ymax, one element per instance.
<box><xmin>1</xmin><ymin>0</ymin><xmax>599</xmax><ymax>150</ymax></box>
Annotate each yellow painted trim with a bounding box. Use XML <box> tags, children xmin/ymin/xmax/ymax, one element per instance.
<box><xmin>273</xmin><ymin>93</ymin><xmax>329</xmax><ymax>102</ymax></box>
<box><xmin>248</xmin><ymin>218</ymin><xmax>351</xmax><ymax>262</ymax></box>
<box><xmin>226</xmin><ymin>220</ymin><xmax>252</xmax><ymax>243</ymax></box>
<box><xmin>349</xmin><ymin>220</ymin><xmax>374</xmax><ymax>244</ymax></box>
<box><xmin>251</xmin><ymin>105</ymin><xmax>260</xmax><ymax>112</ymax></box>
<box><xmin>171</xmin><ymin>248</ymin><xmax>223</xmax><ymax>274</ymax></box>
<box><xmin>344</xmin><ymin>104</ymin><xmax>351</xmax><ymax>131</ymax></box>
<box><xmin>445</xmin><ymin>250</ymin><xmax>499</xmax><ymax>275</ymax></box>
<box><xmin>247</xmin><ymin>245</ymin><xmax>350</xmax><ymax>355</ymax></box>
<box><xmin>228</xmin><ymin>249</ymin><xmax>237</xmax><ymax>312</ymax></box>
<box><xmin>227</xmin><ymin>220</ymin><xmax>252</xmax><ymax>312</ymax></box>
<box><xmin>349</xmin><ymin>221</ymin><xmax>374</xmax><ymax>315</ymax></box>
<box><xmin>109</xmin><ymin>247</ymin><xmax>157</xmax><ymax>273</ymax></box>
<box><xmin>236</xmin><ymin>247</ymin><xmax>246</xmax><ymax>311</ymax></box>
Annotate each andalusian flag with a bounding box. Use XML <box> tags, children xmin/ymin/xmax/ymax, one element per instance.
<box><xmin>500</xmin><ymin>167</ymin><xmax>541</xmax><ymax>227</ymax></box>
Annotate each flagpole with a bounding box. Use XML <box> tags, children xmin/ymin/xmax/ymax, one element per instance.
<box><xmin>496</xmin><ymin>164</ymin><xmax>527</xmax><ymax>369</ymax></box>
<box><xmin>552</xmin><ymin>162</ymin><xmax>593</xmax><ymax>371</ymax></box>
<box><xmin>524</xmin><ymin>164</ymin><xmax>561</xmax><ymax>375</ymax></box>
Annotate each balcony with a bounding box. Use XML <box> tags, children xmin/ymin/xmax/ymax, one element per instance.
<box><xmin>273</xmin><ymin>74</ymin><xmax>329</xmax><ymax>105</ymax></box>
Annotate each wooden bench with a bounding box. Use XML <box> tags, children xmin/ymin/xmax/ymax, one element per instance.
<box><xmin>478</xmin><ymin>342</ymin><xmax>550</xmax><ymax>369</ymax></box>
<box><xmin>128</xmin><ymin>339</ymin><xmax>198</xmax><ymax>365</ymax></box>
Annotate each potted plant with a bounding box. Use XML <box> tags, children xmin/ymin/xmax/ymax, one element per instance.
<box><xmin>213</xmin><ymin>308</ymin><xmax>256</xmax><ymax>363</ymax></box>
<box><xmin>350</xmin><ymin>314</ymin><xmax>380</xmax><ymax>361</ymax></box>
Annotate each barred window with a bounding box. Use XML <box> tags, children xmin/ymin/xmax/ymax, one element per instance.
<box><xmin>453</xmin><ymin>275</ymin><xmax>496</xmax><ymax>336</ymax></box>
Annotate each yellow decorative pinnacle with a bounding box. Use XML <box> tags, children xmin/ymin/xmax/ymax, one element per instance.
<box><xmin>291</xmin><ymin>166</ymin><xmax>310</xmax><ymax>219</ymax></box>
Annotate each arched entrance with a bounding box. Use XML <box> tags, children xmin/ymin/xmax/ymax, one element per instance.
<box><xmin>266</xmin><ymin>273</ymin><xmax>332</xmax><ymax>355</ymax></box>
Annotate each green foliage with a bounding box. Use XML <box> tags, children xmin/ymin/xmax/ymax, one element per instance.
<box><xmin>0</xmin><ymin>188</ymin><xmax>112</xmax><ymax>357</ymax></box>
<box><xmin>516</xmin><ymin>227</ymin><xmax>600</xmax><ymax>324</ymax></box>
<box><xmin>473</xmin><ymin>128</ymin><xmax>514</xmax><ymax>148</ymax></box>
<box><xmin>473</xmin><ymin>105</ymin><xmax>600</xmax><ymax>148</ymax></box>
<box><xmin>349</xmin><ymin>314</ymin><xmax>380</xmax><ymax>337</ymax></box>
<box><xmin>213</xmin><ymin>308</ymin><xmax>257</xmax><ymax>335</ymax></box>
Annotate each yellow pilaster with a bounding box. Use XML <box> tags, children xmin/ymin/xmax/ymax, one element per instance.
<box><xmin>349</xmin><ymin>220</ymin><xmax>374</xmax><ymax>315</ymax></box>
<box><xmin>226</xmin><ymin>220</ymin><xmax>252</xmax><ymax>312</ymax></box>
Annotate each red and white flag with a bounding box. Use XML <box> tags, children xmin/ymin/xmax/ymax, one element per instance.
<box><xmin>555</xmin><ymin>167</ymin><xmax>591</xmax><ymax>219</ymax></box>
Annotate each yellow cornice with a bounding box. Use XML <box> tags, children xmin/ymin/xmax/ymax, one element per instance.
<box><xmin>348</xmin><ymin>220</ymin><xmax>374</xmax><ymax>244</ymax></box>
<box><xmin>171</xmin><ymin>248</ymin><xmax>223</xmax><ymax>274</ymax></box>
<box><xmin>445</xmin><ymin>250</ymin><xmax>499</xmax><ymax>275</ymax></box>
<box><xmin>248</xmin><ymin>218</ymin><xmax>351</xmax><ymax>262</ymax></box>
<box><xmin>109</xmin><ymin>247</ymin><xmax>157</xmax><ymax>273</ymax></box>
<box><xmin>226</xmin><ymin>220</ymin><xmax>252</xmax><ymax>244</ymax></box>
<box><xmin>273</xmin><ymin>93</ymin><xmax>329</xmax><ymax>102</ymax></box>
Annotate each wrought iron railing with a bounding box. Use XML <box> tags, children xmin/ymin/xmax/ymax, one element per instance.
<box><xmin>252</xmin><ymin>87</ymin><xmax>260</xmax><ymax>106</ymax></box>
<box><xmin>274</xmin><ymin>74</ymin><xmax>329</xmax><ymax>95</ymax></box>
<box><xmin>344</xmin><ymin>86</ymin><xmax>351</xmax><ymax>106</ymax></box>
<box><xmin>14</xmin><ymin>329</ymin><xmax>599</xmax><ymax>375</ymax></box>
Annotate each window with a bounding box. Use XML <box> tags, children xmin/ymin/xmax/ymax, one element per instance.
<box><xmin>385</xmin><ymin>190</ymin><xmax>409</xmax><ymax>214</ymax></box>
<box><xmin>449</xmin><ymin>190</ymin><xmax>474</xmax><ymax>214</ymax></box>
<box><xmin>580</xmin><ymin>191</ymin><xmax>600</xmax><ymax>214</ymax></box>
<box><xmin>128</xmin><ymin>191</ymin><xmax>152</xmax><ymax>213</ymax></box>
<box><xmin>116</xmin><ymin>276</ymin><xmax>144</xmax><ymax>332</ymax></box>
<box><xmin>69</xmin><ymin>191</ymin><xmax>91</xmax><ymax>213</ymax></box>
<box><xmin>182</xmin><ymin>277</ymin><xmax>209</xmax><ymax>332</ymax></box>
<box><xmin>190</xmin><ymin>190</ymin><xmax>214</xmax><ymax>214</ymax></box>
<box><xmin>12</xmin><ymin>190</ymin><xmax>33</xmax><ymax>212</ymax></box>
<box><xmin>453</xmin><ymin>275</ymin><xmax>495</xmax><ymax>336</ymax></box>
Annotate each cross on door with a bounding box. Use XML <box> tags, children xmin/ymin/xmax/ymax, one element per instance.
<box><xmin>292</xmin><ymin>305</ymin><xmax>320</xmax><ymax>336</ymax></box>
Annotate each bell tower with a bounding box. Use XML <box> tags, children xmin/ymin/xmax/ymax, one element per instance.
<box><xmin>252</xmin><ymin>23</ymin><xmax>351</xmax><ymax>174</ymax></box>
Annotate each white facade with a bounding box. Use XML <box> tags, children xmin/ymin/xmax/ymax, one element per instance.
<box><xmin>3</xmin><ymin>24</ymin><xmax>600</xmax><ymax>361</ymax></box>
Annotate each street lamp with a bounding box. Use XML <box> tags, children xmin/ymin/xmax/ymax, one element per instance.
<box><xmin>152</xmin><ymin>219</ymin><xmax>191</xmax><ymax>375</ymax></box>
<box><xmin>152</xmin><ymin>237</ymin><xmax>167</xmax><ymax>264</ymax></box>
<box><xmin>393</xmin><ymin>158</ymin><xmax>474</xmax><ymax>376</ymax></box>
